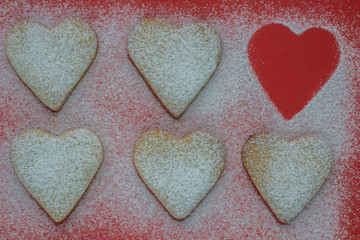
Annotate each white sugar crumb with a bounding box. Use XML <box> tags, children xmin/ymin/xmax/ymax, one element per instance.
<box><xmin>243</xmin><ymin>133</ymin><xmax>333</xmax><ymax>224</ymax></box>
<box><xmin>11</xmin><ymin>128</ymin><xmax>103</xmax><ymax>222</ymax></box>
<box><xmin>5</xmin><ymin>18</ymin><xmax>97</xmax><ymax>111</ymax></box>
<box><xmin>134</xmin><ymin>130</ymin><xmax>225</xmax><ymax>219</ymax></box>
<box><xmin>127</xmin><ymin>19</ymin><xmax>221</xmax><ymax>117</ymax></box>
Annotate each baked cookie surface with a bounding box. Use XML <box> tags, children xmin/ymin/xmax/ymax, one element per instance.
<box><xmin>134</xmin><ymin>130</ymin><xmax>225</xmax><ymax>220</ymax></box>
<box><xmin>6</xmin><ymin>18</ymin><xmax>98</xmax><ymax>111</ymax></box>
<box><xmin>242</xmin><ymin>132</ymin><xmax>333</xmax><ymax>224</ymax></box>
<box><xmin>11</xmin><ymin>128</ymin><xmax>103</xmax><ymax>223</ymax></box>
<box><xmin>127</xmin><ymin>19</ymin><xmax>221</xmax><ymax>118</ymax></box>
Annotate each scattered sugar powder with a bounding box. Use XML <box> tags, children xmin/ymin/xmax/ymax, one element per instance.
<box><xmin>5</xmin><ymin>18</ymin><xmax>97</xmax><ymax>111</ymax></box>
<box><xmin>11</xmin><ymin>128</ymin><xmax>103</xmax><ymax>222</ymax></box>
<box><xmin>243</xmin><ymin>132</ymin><xmax>333</xmax><ymax>224</ymax></box>
<box><xmin>127</xmin><ymin>18</ymin><xmax>221</xmax><ymax>118</ymax></box>
<box><xmin>0</xmin><ymin>0</ymin><xmax>358</xmax><ymax>239</ymax></box>
<box><xmin>134</xmin><ymin>130</ymin><xmax>225</xmax><ymax>220</ymax></box>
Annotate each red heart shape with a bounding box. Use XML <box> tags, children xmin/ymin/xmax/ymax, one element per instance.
<box><xmin>248</xmin><ymin>23</ymin><xmax>340</xmax><ymax>120</ymax></box>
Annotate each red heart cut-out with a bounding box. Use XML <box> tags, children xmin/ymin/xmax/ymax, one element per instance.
<box><xmin>248</xmin><ymin>23</ymin><xmax>340</xmax><ymax>120</ymax></box>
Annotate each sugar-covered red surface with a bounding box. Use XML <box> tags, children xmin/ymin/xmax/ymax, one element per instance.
<box><xmin>0</xmin><ymin>0</ymin><xmax>359</xmax><ymax>239</ymax></box>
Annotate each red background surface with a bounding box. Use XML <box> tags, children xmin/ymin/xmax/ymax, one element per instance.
<box><xmin>248</xmin><ymin>23</ymin><xmax>341</xmax><ymax>120</ymax></box>
<box><xmin>0</xmin><ymin>0</ymin><xmax>359</xmax><ymax>239</ymax></box>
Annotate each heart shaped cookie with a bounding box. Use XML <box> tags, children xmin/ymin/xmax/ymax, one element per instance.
<box><xmin>242</xmin><ymin>132</ymin><xmax>333</xmax><ymax>224</ymax></box>
<box><xmin>6</xmin><ymin>18</ymin><xmax>98</xmax><ymax>111</ymax></box>
<box><xmin>11</xmin><ymin>128</ymin><xmax>103</xmax><ymax>222</ymax></box>
<box><xmin>127</xmin><ymin>19</ymin><xmax>221</xmax><ymax>118</ymax></box>
<box><xmin>134</xmin><ymin>130</ymin><xmax>225</xmax><ymax>220</ymax></box>
<box><xmin>248</xmin><ymin>24</ymin><xmax>340</xmax><ymax>120</ymax></box>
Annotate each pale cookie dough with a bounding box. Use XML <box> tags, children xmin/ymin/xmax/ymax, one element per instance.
<box><xmin>134</xmin><ymin>130</ymin><xmax>225</xmax><ymax>220</ymax></box>
<box><xmin>11</xmin><ymin>128</ymin><xmax>103</xmax><ymax>222</ymax></box>
<box><xmin>242</xmin><ymin>132</ymin><xmax>333</xmax><ymax>224</ymax></box>
<box><xmin>6</xmin><ymin>18</ymin><xmax>98</xmax><ymax>111</ymax></box>
<box><xmin>127</xmin><ymin>19</ymin><xmax>221</xmax><ymax>118</ymax></box>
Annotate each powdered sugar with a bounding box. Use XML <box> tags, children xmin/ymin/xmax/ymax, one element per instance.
<box><xmin>243</xmin><ymin>132</ymin><xmax>333</xmax><ymax>224</ymax></box>
<box><xmin>127</xmin><ymin>19</ymin><xmax>221</xmax><ymax>118</ymax></box>
<box><xmin>11</xmin><ymin>128</ymin><xmax>103</xmax><ymax>222</ymax></box>
<box><xmin>5</xmin><ymin>18</ymin><xmax>98</xmax><ymax>111</ymax></box>
<box><xmin>134</xmin><ymin>130</ymin><xmax>225</xmax><ymax>220</ymax></box>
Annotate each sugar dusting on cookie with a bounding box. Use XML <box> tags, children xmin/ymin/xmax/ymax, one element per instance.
<box><xmin>243</xmin><ymin>132</ymin><xmax>333</xmax><ymax>224</ymax></box>
<box><xmin>5</xmin><ymin>18</ymin><xmax>97</xmax><ymax>111</ymax></box>
<box><xmin>0</xmin><ymin>0</ymin><xmax>358</xmax><ymax>239</ymax></box>
<box><xmin>134</xmin><ymin>130</ymin><xmax>225</xmax><ymax>220</ymax></box>
<box><xmin>127</xmin><ymin>19</ymin><xmax>221</xmax><ymax>118</ymax></box>
<box><xmin>11</xmin><ymin>128</ymin><xmax>103</xmax><ymax>222</ymax></box>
